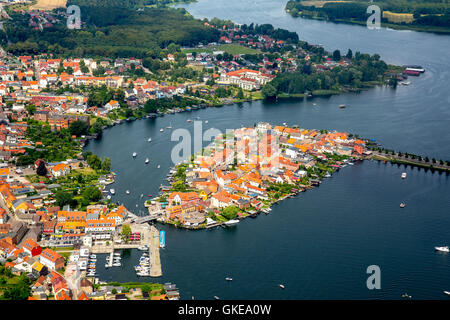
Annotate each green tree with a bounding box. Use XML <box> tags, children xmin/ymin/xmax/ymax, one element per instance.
<box><xmin>122</xmin><ymin>224</ymin><xmax>132</xmax><ymax>238</ymax></box>
<box><xmin>55</xmin><ymin>190</ymin><xmax>76</xmax><ymax>208</ymax></box>
<box><xmin>333</xmin><ymin>49</ymin><xmax>341</xmax><ymax>61</ymax></box>
<box><xmin>102</xmin><ymin>157</ymin><xmax>111</xmax><ymax>172</ymax></box>
<box><xmin>82</xmin><ymin>186</ymin><xmax>102</xmax><ymax>203</ymax></box>
<box><xmin>262</xmin><ymin>83</ymin><xmax>277</xmax><ymax>98</ymax></box>
<box><xmin>346</xmin><ymin>49</ymin><xmax>353</xmax><ymax>59</ymax></box>
<box><xmin>87</xmin><ymin>154</ymin><xmax>102</xmax><ymax>170</ymax></box>
<box><xmin>221</xmin><ymin>206</ymin><xmax>239</xmax><ymax>220</ymax></box>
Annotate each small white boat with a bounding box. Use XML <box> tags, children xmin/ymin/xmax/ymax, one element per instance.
<box><xmin>401</xmin><ymin>293</ymin><xmax>412</xmax><ymax>299</ymax></box>
<box><xmin>167</xmin><ymin>123</ymin><xmax>172</xmax><ymax>129</ymax></box>
<box><xmin>157</xmin><ymin>165</ymin><xmax>160</xmax><ymax>168</ymax></box>
<box><xmin>444</xmin><ymin>291</ymin><xmax>450</xmax><ymax>296</ymax></box>
<box><xmin>214</xmin><ymin>296</ymin><xmax>219</xmax><ymax>300</ymax></box>
<box><xmin>90</xmin><ymin>254</ymin><xmax>96</xmax><ymax>259</ymax></box>
<box><xmin>435</xmin><ymin>246</ymin><xmax>449</xmax><ymax>252</ymax></box>
<box><xmin>205</xmin><ymin>120</ymin><xmax>208</xmax><ymax>124</ymax></box>
<box><xmin>107</xmin><ymin>195</ymin><xmax>111</xmax><ymax>200</ymax></box>
<box><xmin>138</xmin><ymin>245</ymin><xmax>148</xmax><ymax>251</ymax></box>
<box><xmin>160</xmin><ymin>128</ymin><xmax>164</xmax><ymax>132</ymax></box>
<box><xmin>113</xmin><ymin>263</ymin><xmax>121</xmax><ymax>267</ymax></box>
<box><xmin>187</xmin><ymin>119</ymin><xmax>192</xmax><ymax>123</ymax></box>
<box><xmin>133</xmin><ymin>152</ymin><xmax>137</xmax><ymax>157</ymax></box>
<box><xmin>224</xmin><ymin>219</ymin><xmax>239</xmax><ymax>226</ymax></box>
<box><xmin>400</xmin><ymin>202</ymin><xmax>406</xmax><ymax>208</ymax></box>
<box><xmin>339</xmin><ymin>104</ymin><xmax>346</xmax><ymax>109</ymax></box>
<box><xmin>126</xmin><ymin>190</ymin><xmax>130</xmax><ymax>194</ymax></box>
<box><xmin>225</xmin><ymin>277</ymin><xmax>232</xmax><ymax>281</ymax></box>
<box><xmin>148</xmin><ymin>137</ymin><xmax>152</xmax><ymax>142</ymax></box>
<box><xmin>110</xmin><ymin>188</ymin><xmax>115</xmax><ymax>195</ymax></box>
<box><xmin>401</xmin><ymin>172</ymin><xmax>407</xmax><ymax>179</ymax></box>
<box><xmin>279</xmin><ymin>284</ymin><xmax>285</xmax><ymax>289</ymax></box>
<box><xmin>145</xmin><ymin>158</ymin><xmax>149</xmax><ymax>164</ymax></box>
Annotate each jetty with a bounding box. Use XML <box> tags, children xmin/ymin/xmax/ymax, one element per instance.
<box><xmin>107</xmin><ymin>252</ymin><xmax>113</xmax><ymax>267</ymax></box>
<box><xmin>149</xmin><ymin>225</ymin><xmax>162</xmax><ymax>277</ymax></box>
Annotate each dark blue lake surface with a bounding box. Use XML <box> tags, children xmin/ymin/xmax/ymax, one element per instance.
<box><xmin>85</xmin><ymin>0</ymin><xmax>450</xmax><ymax>299</ymax></box>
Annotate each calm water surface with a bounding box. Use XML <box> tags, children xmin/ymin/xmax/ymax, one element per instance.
<box><xmin>85</xmin><ymin>0</ymin><xmax>450</xmax><ymax>299</ymax></box>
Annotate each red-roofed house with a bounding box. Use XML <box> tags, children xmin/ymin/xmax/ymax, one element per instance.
<box><xmin>22</xmin><ymin>238</ymin><xmax>42</xmax><ymax>256</ymax></box>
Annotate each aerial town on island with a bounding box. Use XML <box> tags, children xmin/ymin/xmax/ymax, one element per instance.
<box><xmin>0</xmin><ymin>1</ymin><xmax>444</xmax><ymax>302</ymax></box>
<box><xmin>146</xmin><ymin>123</ymin><xmax>371</xmax><ymax>229</ymax></box>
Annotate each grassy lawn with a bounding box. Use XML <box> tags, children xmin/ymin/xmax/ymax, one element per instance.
<box><xmin>183</xmin><ymin>43</ymin><xmax>260</xmax><ymax>55</ymax></box>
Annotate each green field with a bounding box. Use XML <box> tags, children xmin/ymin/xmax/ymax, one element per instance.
<box><xmin>183</xmin><ymin>43</ymin><xmax>260</xmax><ymax>55</ymax></box>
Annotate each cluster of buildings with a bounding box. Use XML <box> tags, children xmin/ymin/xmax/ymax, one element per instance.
<box><xmin>0</xmin><ymin>51</ymin><xmax>189</xmax><ymax>129</ymax></box>
<box><xmin>153</xmin><ymin>123</ymin><xmax>369</xmax><ymax>227</ymax></box>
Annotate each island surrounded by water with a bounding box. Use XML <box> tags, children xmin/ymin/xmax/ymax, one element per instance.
<box><xmin>145</xmin><ymin>122</ymin><xmax>371</xmax><ymax>229</ymax></box>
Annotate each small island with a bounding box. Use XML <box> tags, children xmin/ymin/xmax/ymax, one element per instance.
<box><xmin>146</xmin><ymin>122</ymin><xmax>371</xmax><ymax>229</ymax></box>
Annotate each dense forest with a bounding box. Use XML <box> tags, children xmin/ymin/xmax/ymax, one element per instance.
<box><xmin>3</xmin><ymin>1</ymin><xmax>220</xmax><ymax>57</ymax></box>
<box><xmin>286</xmin><ymin>0</ymin><xmax>450</xmax><ymax>30</ymax></box>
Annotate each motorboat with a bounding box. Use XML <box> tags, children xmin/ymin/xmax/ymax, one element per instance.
<box><xmin>225</xmin><ymin>277</ymin><xmax>232</xmax><ymax>281</ymax></box>
<box><xmin>444</xmin><ymin>291</ymin><xmax>450</xmax><ymax>296</ymax></box>
<box><xmin>279</xmin><ymin>284</ymin><xmax>285</xmax><ymax>289</ymax></box>
<box><xmin>401</xmin><ymin>172</ymin><xmax>407</xmax><ymax>179</ymax></box>
<box><xmin>107</xmin><ymin>195</ymin><xmax>111</xmax><ymax>200</ymax></box>
<box><xmin>224</xmin><ymin>219</ymin><xmax>239</xmax><ymax>227</ymax></box>
<box><xmin>138</xmin><ymin>245</ymin><xmax>148</xmax><ymax>251</ymax></box>
<box><xmin>137</xmin><ymin>272</ymin><xmax>150</xmax><ymax>277</ymax></box>
<box><xmin>90</xmin><ymin>254</ymin><xmax>96</xmax><ymax>259</ymax></box>
<box><xmin>145</xmin><ymin>158</ymin><xmax>150</xmax><ymax>164</ymax></box>
<box><xmin>110</xmin><ymin>189</ymin><xmax>115</xmax><ymax>195</ymax></box>
<box><xmin>148</xmin><ymin>137</ymin><xmax>152</xmax><ymax>142</ymax></box>
<box><xmin>126</xmin><ymin>190</ymin><xmax>130</xmax><ymax>194</ymax></box>
<box><xmin>114</xmin><ymin>252</ymin><xmax>121</xmax><ymax>256</ymax></box>
<box><xmin>113</xmin><ymin>263</ymin><xmax>121</xmax><ymax>267</ymax></box>
<box><xmin>187</xmin><ymin>119</ymin><xmax>192</xmax><ymax>123</ymax></box>
<box><xmin>167</xmin><ymin>123</ymin><xmax>172</xmax><ymax>129</ymax></box>
<box><xmin>339</xmin><ymin>104</ymin><xmax>346</xmax><ymax>109</ymax></box>
<box><xmin>400</xmin><ymin>202</ymin><xmax>406</xmax><ymax>208</ymax></box>
<box><xmin>160</xmin><ymin>128</ymin><xmax>164</xmax><ymax>132</ymax></box>
<box><xmin>401</xmin><ymin>293</ymin><xmax>412</xmax><ymax>299</ymax></box>
<box><xmin>205</xmin><ymin>120</ymin><xmax>208</xmax><ymax>124</ymax></box>
<box><xmin>157</xmin><ymin>165</ymin><xmax>160</xmax><ymax>168</ymax></box>
<box><xmin>133</xmin><ymin>152</ymin><xmax>137</xmax><ymax>157</ymax></box>
<box><xmin>214</xmin><ymin>296</ymin><xmax>219</xmax><ymax>300</ymax></box>
<box><xmin>435</xmin><ymin>246</ymin><xmax>449</xmax><ymax>253</ymax></box>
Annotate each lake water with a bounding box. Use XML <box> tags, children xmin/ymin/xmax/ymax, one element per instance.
<box><xmin>84</xmin><ymin>0</ymin><xmax>450</xmax><ymax>299</ymax></box>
